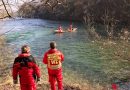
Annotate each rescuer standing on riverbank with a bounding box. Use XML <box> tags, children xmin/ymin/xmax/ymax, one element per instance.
<box><xmin>43</xmin><ymin>41</ymin><xmax>64</xmax><ymax>90</ymax></box>
<box><xmin>12</xmin><ymin>45</ymin><xmax>41</xmax><ymax>90</ymax></box>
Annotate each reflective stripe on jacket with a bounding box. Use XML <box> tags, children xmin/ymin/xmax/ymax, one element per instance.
<box><xmin>43</xmin><ymin>49</ymin><xmax>64</xmax><ymax>70</ymax></box>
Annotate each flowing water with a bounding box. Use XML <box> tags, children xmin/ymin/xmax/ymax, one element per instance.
<box><xmin>1</xmin><ymin>19</ymin><xmax>130</xmax><ymax>89</ymax></box>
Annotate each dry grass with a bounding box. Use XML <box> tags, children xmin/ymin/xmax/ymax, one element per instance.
<box><xmin>92</xmin><ymin>40</ymin><xmax>130</xmax><ymax>81</ymax></box>
<box><xmin>0</xmin><ymin>36</ymin><xmax>15</xmax><ymax>89</ymax></box>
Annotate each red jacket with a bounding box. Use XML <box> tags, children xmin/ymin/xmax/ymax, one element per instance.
<box><xmin>43</xmin><ymin>49</ymin><xmax>64</xmax><ymax>71</ymax></box>
<box><xmin>12</xmin><ymin>53</ymin><xmax>40</xmax><ymax>85</ymax></box>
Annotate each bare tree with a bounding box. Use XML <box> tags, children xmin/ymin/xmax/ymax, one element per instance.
<box><xmin>83</xmin><ymin>1</ymin><xmax>100</xmax><ymax>40</ymax></box>
<box><xmin>1</xmin><ymin>0</ymin><xmax>11</xmax><ymax>18</ymax></box>
<box><xmin>44</xmin><ymin>0</ymin><xmax>67</xmax><ymax>11</ymax></box>
<box><xmin>0</xmin><ymin>0</ymin><xmax>33</xmax><ymax>19</ymax></box>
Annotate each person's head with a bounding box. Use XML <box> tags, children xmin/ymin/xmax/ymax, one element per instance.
<box><xmin>50</xmin><ymin>41</ymin><xmax>56</xmax><ymax>49</ymax></box>
<box><xmin>70</xmin><ymin>24</ymin><xmax>72</xmax><ymax>29</ymax></box>
<box><xmin>21</xmin><ymin>45</ymin><xmax>30</xmax><ymax>53</ymax></box>
<box><xmin>58</xmin><ymin>25</ymin><xmax>62</xmax><ymax>29</ymax></box>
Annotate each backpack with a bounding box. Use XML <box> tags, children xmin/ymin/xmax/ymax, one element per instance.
<box><xmin>14</xmin><ymin>56</ymin><xmax>37</xmax><ymax>80</ymax></box>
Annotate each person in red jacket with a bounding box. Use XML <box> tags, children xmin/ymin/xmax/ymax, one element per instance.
<box><xmin>12</xmin><ymin>45</ymin><xmax>41</xmax><ymax>90</ymax></box>
<box><xmin>68</xmin><ymin>24</ymin><xmax>73</xmax><ymax>32</ymax></box>
<box><xmin>43</xmin><ymin>41</ymin><xmax>64</xmax><ymax>90</ymax></box>
<box><xmin>58</xmin><ymin>25</ymin><xmax>63</xmax><ymax>32</ymax></box>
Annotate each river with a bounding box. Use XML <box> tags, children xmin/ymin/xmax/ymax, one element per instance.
<box><xmin>1</xmin><ymin>19</ymin><xmax>130</xmax><ymax>89</ymax></box>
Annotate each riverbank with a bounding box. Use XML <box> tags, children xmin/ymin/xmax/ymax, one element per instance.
<box><xmin>91</xmin><ymin>40</ymin><xmax>130</xmax><ymax>89</ymax></box>
<box><xmin>0</xmin><ymin>36</ymin><xmax>15</xmax><ymax>89</ymax></box>
<box><xmin>0</xmin><ymin>19</ymin><xmax>111</xmax><ymax>90</ymax></box>
<box><xmin>2</xmin><ymin>39</ymin><xmax>130</xmax><ymax>90</ymax></box>
<box><xmin>2</xmin><ymin>35</ymin><xmax>130</xmax><ymax>90</ymax></box>
<box><xmin>0</xmin><ymin>35</ymin><xmax>105</xmax><ymax>90</ymax></box>
<box><xmin>0</xmin><ymin>38</ymin><xmax>107</xmax><ymax>90</ymax></box>
<box><xmin>1</xmin><ymin>18</ymin><xmax>130</xmax><ymax>90</ymax></box>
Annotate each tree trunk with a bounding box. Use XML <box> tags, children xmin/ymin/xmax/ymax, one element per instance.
<box><xmin>1</xmin><ymin>0</ymin><xmax>11</xmax><ymax>18</ymax></box>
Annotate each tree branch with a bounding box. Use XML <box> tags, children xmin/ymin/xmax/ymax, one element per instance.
<box><xmin>6</xmin><ymin>0</ymin><xmax>13</xmax><ymax>15</ymax></box>
<box><xmin>0</xmin><ymin>4</ymin><xmax>16</xmax><ymax>7</ymax></box>
<box><xmin>1</xmin><ymin>0</ymin><xmax>11</xmax><ymax>18</ymax></box>
<box><xmin>0</xmin><ymin>15</ymin><xmax>10</xmax><ymax>19</ymax></box>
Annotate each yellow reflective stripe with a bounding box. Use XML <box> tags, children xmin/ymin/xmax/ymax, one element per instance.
<box><xmin>48</xmin><ymin>63</ymin><xmax>62</xmax><ymax>70</ymax></box>
<box><xmin>47</xmin><ymin>53</ymin><xmax>62</xmax><ymax>69</ymax></box>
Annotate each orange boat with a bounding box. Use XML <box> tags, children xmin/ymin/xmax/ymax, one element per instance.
<box><xmin>54</xmin><ymin>30</ymin><xmax>65</xmax><ymax>33</ymax></box>
<box><xmin>67</xmin><ymin>28</ymin><xmax>77</xmax><ymax>32</ymax></box>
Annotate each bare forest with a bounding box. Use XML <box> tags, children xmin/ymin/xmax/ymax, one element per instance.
<box><xmin>0</xmin><ymin>0</ymin><xmax>130</xmax><ymax>39</ymax></box>
<box><xmin>17</xmin><ymin>0</ymin><xmax>130</xmax><ymax>39</ymax></box>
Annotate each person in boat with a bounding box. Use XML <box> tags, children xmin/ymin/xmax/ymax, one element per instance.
<box><xmin>58</xmin><ymin>25</ymin><xmax>63</xmax><ymax>32</ymax></box>
<box><xmin>12</xmin><ymin>45</ymin><xmax>41</xmax><ymax>90</ymax></box>
<box><xmin>43</xmin><ymin>41</ymin><xmax>64</xmax><ymax>90</ymax></box>
<box><xmin>68</xmin><ymin>24</ymin><xmax>73</xmax><ymax>32</ymax></box>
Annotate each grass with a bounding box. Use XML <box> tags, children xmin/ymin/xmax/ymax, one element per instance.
<box><xmin>0</xmin><ymin>36</ymin><xmax>15</xmax><ymax>89</ymax></box>
<box><xmin>92</xmin><ymin>40</ymin><xmax>130</xmax><ymax>83</ymax></box>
